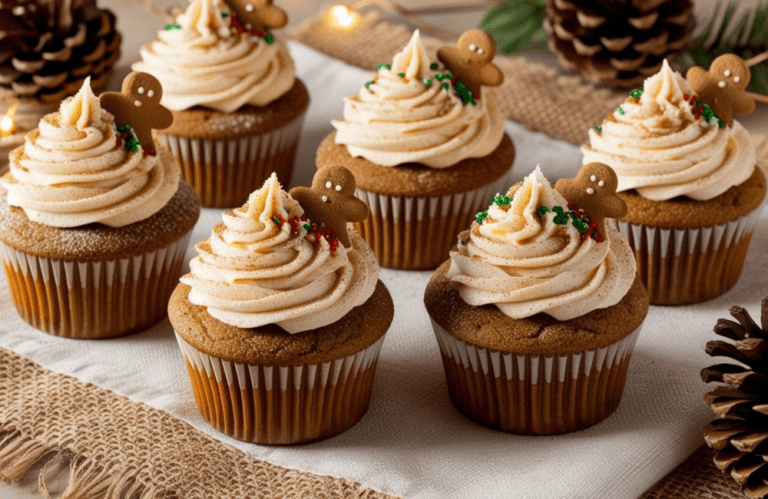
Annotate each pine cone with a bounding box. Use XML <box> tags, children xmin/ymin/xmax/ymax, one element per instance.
<box><xmin>0</xmin><ymin>0</ymin><xmax>121</xmax><ymax>104</ymax></box>
<box><xmin>702</xmin><ymin>297</ymin><xmax>768</xmax><ymax>499</ymax></box>
<box><xmin>544</xmin><ymin>0</ymin><xmax>692</xmax><ymax>88</ymax></box>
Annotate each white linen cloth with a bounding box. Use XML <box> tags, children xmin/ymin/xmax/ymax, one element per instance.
<box><xmin>1</xmin><ymin>38</ymin><xmax>765</xmax><ymax>499</ymax></box>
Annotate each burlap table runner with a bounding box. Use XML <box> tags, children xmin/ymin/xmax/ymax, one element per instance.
<box><xmin>0</xmin><ymin>346</ymin><xmax>397</xmax><ymax>498</ymax></box>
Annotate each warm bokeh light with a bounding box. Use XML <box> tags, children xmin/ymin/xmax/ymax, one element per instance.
<box><xmin>329</xmin><ymin>5</ymin><xmax>357</xmax><ymax>28</ymax></box>
<box><xmin>0</xmin><ymin>100</ymin><xmax>18</xmax><ymax>136</ymax></box>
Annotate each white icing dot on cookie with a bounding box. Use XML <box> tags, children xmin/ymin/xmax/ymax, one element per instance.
<box><xmin>134</xmin><ymin>100</ymin><xmax>142</xmax><ymax>107</ymax></box>
<box><xmin>477</xmin><ymin>48</ymin><xmax>484</xmax><ymax>55</ymax></box>
<box><xmin>469</xmin><ymin>43</ymin><xmax>477</xmax><ymax>51</ymax></box>
<box><xmin>321</xmin><ymin>195</ymin><xmax>328</xmax><ymax>202</ymax></box>
<box><xmin>325</xmin><ymin>181</ymin><xmax>332</xmax><ymax>188</ymax></box>
<box><xmin>598</xmin><ymin>180</ymin><xmax>604</xmax><ymax>187</ymax></box>
<box><xmin>246</xmin><ymin>3</ymin><xmax>254</xmax><ymax>12</ymax></box>
<box><xmin>246</xmin><ymin>23</ymin><xmax>253</xmax><ymax>30</ymax></box>
<box><xmin>586</xmin><ymin>187</ymin><xmax>595</xmax><ymax>195</ymax></box>
<box><xmin>335</xmin><ymin>185</ymin><xmax>342</xmax><ymax>191</ymax></box>
<box><xmin>734</xmin><ymin>76</ymin><xmax>741</xmax><ymax>83</ymax></box>
<box><xmin>589</xmin><ymin>175</ymin><xmax>596</xmax><ymax>181</ymax></box>
<box><xmin>138</xmin><ymin>87</ymin><xmax>144</xmax><ymax>94</ymax></box>
<box><xmin>718</xmin><ymin>81</ymin><xmax>726</xmax><ymax>88</ymax></box>
<box><xmin>724</xmin><ymin>69</ymin><xmax>731</xmax><ymax>77</ymax></box>
<box><xmin>147</xmin><ymin>90</ymin><xmax>154</xmax><ymax>98</ymax></box>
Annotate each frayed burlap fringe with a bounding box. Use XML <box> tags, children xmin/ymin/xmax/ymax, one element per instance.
<box><xmin>0</xmin><ymin>347</ymin><xmax>398</xmax><ymax>498</ymax></box>
<box><xmin>289</xmin><ymin>13</ymin><xmax>626</xmax><ymax>146</ymax></box>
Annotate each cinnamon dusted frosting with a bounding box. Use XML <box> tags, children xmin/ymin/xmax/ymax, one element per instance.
<box><xmin>446</xmin><ymin>166</ymin><xmax>636</xmax><ymax>321</ymax></box>
<box><xmin>331</xmin><ymin>30</ymin><xmax>504</xmax><ymax>168</ymax></box>
<box><xmin>133</xmin><ymin>0</ymin><xmax>295</xmax><ymax>113</ymax></box>
<box><xmin>582</xmin><ymin>59</ymin><xmax>755</xmax><ymax>201</ymax></box>
<box><xmin>180</xmin><ymin>174</ymin><xmax>379</xmax><ymax>333</ymax></box>
<box><xmin>0</xmin><ymin>78</ymin><xmax>179</xmax><ymax>228</ymax></box>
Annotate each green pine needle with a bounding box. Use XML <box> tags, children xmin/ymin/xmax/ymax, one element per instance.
<box><xmin>478</xmin><ymin>0</ymin><xmax>546</xmax><ymax>54</ymax></box>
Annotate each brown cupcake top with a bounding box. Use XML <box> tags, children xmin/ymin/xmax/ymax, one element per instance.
<box><xmin>316</xmin><ymin>131</ymin><xmax>515</xmax><ymax>196</ymax></box>
<box><xmin>425</xmin><ymin>260</ymin><xmax>649</xmax><ymax>355</ymax></box>
<box><xmin>0</xmin><ymin>180</ymin><xmax>200</xmax><ymax>260</ymax></box>
<box><xmin>619</xmin><ymin>167</ymin><xmax>766</xmax><ymax>228</ymax></box>
<box><xmin>158</xmin><ymin>78</ymin><xmax>309</xmax><ymax>140</ymax></box>
<box><xmin>169</xmin><ymin>280</ymin><xmax>394</xmax><ymax>366</ymax></box>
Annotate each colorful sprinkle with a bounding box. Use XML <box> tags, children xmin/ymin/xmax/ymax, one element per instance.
<box><xmin>422</xmin><ymin>78</ymin><xmax>432</xmax><ymax>86</ymax></box>
<box><xmin>475</xmin><ymin>211</ymin><xmax>488</xmax><ymax>224</ymax></box>
<box><xmin>455</xmin><ymin>81</ymin><xmax>476</xmax><ymax>105</ymax></box>
<box><xmin>616</xmin><ymin>106</ymin><xmax>625</xmax><ymax>115</ymax></box>
<box><xmin>537</xmin><ymin>205</ymin><xmax>549</xmax><ymax>217</ymax></box>
<box><xmin>595</xmin><ymin>125</ymin><xmax>602</xmax><ymax>132</ymax></box>
<box><xmin>365</xmin><ymin>81</ymin><xmax>373</xmax><ymax>88</ymax></box>
<box><xmin>376</xmin><ymin>63</ymin><xmax>392</xmax><ymax>70</ymax></box>
<box><xmin>430</xmin><ymin>62</ymin><xmax>439</xmax><ymax>70</ymax></box>
<box><xmin>398</xmin><ymin>72</ymin><xmax>405</xmax><ymax>77</ymax></box>
<box><xmin>221</xmin><ymin>12</ymin><xmax>230</xmax><ymax>17</ymax></box>
<box><xmin>460</xmin><ymin>240</ymin><xmax>467</xmax><ymax>245</ymax></box>
<box><xmin>263</xmin><ymin>33</ymin><xmax>274</xmax><ymax>44</ymax></box>
<box><xmin>492</xmin><ymin>194</ymin><xmax>513</xmax><ymax>206</ymax></box>
<box><xmin>629</xmin><ymin>88</ymin><xmax>643</xmax><ymax>99</ymax></box>
<box><xmin>442</xmin><ymin>82</ymin><xmax>449</xmax><ymax>90</ymax></box>
<box><xmin>164</xmin><ymin>23</ymin><xmax>182</xmax><ymax>30</ymax></box>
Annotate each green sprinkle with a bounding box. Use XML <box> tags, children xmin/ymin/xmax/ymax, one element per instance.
<box><xmin>537</xmin><ymin>205</ymin><xmax>549</xmax><ymax>217</ymax></box>
<box><xmin>422</xmin><ymin>78</ymin><xmax>432</xmax><ymax>86</ymax></box>
<box><xmin>616</xmin><ymin>106</ymin><xmax>625</xmax><ymax>115</ymax></box>
<box><xmin>303</xmin><ymin>223</ymin><xmax>311</xmax><ymax>230</ymax></box>
<box><xmin>442</xmin><ymin>82</ymin><xmax>449</xmax><ymax>90</ymax></box>
<box><xmin>460</xmin><ymin>240</ymin><xmax>467</xmax><ymax>245</ymax></box>
<box><xmin>272</xmin><ymin>216</ymin><xmax>281</xmax><ymax>225</ymax></box>
<box><xmin>263</xmin><ymin>33</ymin><xmax>274</xmax><ymax>44</ymax></box>
<box><xmin>595</xmin><ymin>125</ymin><xmax>602</xmax><ymax>132</ymax></box>
<box><xmin>365</xmin><ymin>81</ymin><xmax>373</xmax><ymax>88</ymax></box>
<box><xmin>398</xmin><ymin>72</ymin><xmax>405</xmax><ymax>77</ymax></box>
<box><xmin>164</xmin><ymin>23</ymin><xmax>181</xmax><ymax>30</ymax></box>
<box><xmin>430</xmin><ymin>62</ymin><xmax>439</xmax><ymax>70</ymax></box>
<box><xmin>492</xmin><ymin>194</ymin><xmax>512</xmax><ymax>206</ymax></box>
<box><xmin>568</xmin><ymin>212</ymin><xmax>588</xmax><ymax>232</ymax></box>
<box><xmin>629</xmin><ymin>88</ymin><xmax>643</xmax><ymax>98</ymax></box>
<box><xmin>283</xmin><ymin>206</ymin><xmax>289</xmax><ymax>213</ymax></box>
<box><xmin>221</xmin><ymin>12</ymin><xmax>229</xmax><ymax>17</ymax></box>
<box><xmin>475</xmin><ymin>211</ymin><xmax>488</xmax><ymax>224</ymax></box>
<box><xmin>376</xmin><ymin>63</ymin><xmax>392</xmax><ymax>70</ymax></box>
<box><xmin>435</xmin><ymin>73</ymin><xmax>445</xmax><ymax>81</ymax></box>
<box><xmin>551</xmin><ymin>206</ymin><xmax>569</xmax><ymax>225</ymax></box>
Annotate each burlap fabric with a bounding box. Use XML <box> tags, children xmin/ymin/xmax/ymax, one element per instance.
<box><xmin>289</xmin><ymin>12</ymin><xmax>626</xmax><ymax>146</ymax></box>
<box><xmin>0</xmin><ymin>346</ymin><xmax>397</xmax><ymax>498</ymax></box>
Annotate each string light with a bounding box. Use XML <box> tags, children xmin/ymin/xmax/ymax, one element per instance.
<box><xmin>328</xmin><ymin>5</ymin><xmax>359</xmax><ymax>29</ymax></box>
<box><xmin>0</xmin><ymin>100</ymin><xmax>18</xmax><ymax>137</ymax></box>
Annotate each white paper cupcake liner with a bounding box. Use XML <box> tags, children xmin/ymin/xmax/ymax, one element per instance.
<box><xmin>354</xmin><ymin>174</ymin><xmax>510</xmax><ymax>269</ymax></box>
<box><xmin>158</xmin><ymin>114</ymin><xmax>306</xmax><ymax>208</ymax></box>
<box><xmin>616</xmin><ymin>206</ymin><xmax>763</xmax><ymax>304</ymax></box>
<box><xmin>174</xmin><ymin>332</ymin><xmax>386</xmax><ymax>445</ymax></box>
<box><xmin>431</xmin><ymin>320</ymin><xmax>642</xmax><ymax>435</ymax></box>
<box><xmin>0</xmin><ymin>231</ymin><xmax>192</xmax><ymax>339</ymax></box>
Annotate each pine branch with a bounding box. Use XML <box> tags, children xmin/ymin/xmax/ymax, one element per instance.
<box><xmin>478</xmin><ymin>0</ymin><xmax>546</xmax><ymax>54</ymax></box>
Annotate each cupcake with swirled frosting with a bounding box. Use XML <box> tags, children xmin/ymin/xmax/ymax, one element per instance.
<box><xmin>0</xmin><ymin>77</ymin><xmax>200</xmax><ymax>339</ymax></box>
<box><xmin>168</xmin><ymin>168</ymin><xmax>394</xmax><ymax>445</ymax></box>
<box><xmin>317</xmin><ymin>29</ymin><xmax>515</xmax><ymax>270</ymax></box>
<box><xmin>582</xmin><ymin>59</ymin><xmax>766</xmax><ymax>305</ymax></box>
<box><xmin>133</xmin><ymin>0</ymin><xmax>309</xmax><ymax>208</ymax></box>
<box><xmin>424</xmin><ymin>164</ymin><xmax>649</xmax><ymax>435</ymax></box>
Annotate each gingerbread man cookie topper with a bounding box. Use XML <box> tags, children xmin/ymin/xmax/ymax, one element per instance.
<box><xmin>553</xmin><ymin>163</ymin><xmax>627</xmax><ymax>237</ymax></box>
<box><xmin>686</xmin><ymin>54</ymin><xmax>755</xmax><ymax>127</ymax></box>
<box><xmin>289</xmin><ymin>165</ymin><xmax>369</xmax><ymax>248</ymax></box>
<box><xmin>226</xmin><ymin>0</ymin><xmax>287</xmax><ymax>31</ymax></box>
<box><xmin>99</xmin><ymin>72</ymin><xmax>173</xmax><ymax>154</ymax></box>
<box><xmin>437</xmin><ymin>29</ymin><xmax>503</xmax><ymax>96</ymax></box>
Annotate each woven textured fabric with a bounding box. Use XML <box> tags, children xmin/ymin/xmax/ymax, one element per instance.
<box><xmin>289</xmin><ymin>13</ymin><xmax>626</xmax><ymax>146</ymax></box>
<box><xmin>0</xmin><ymin>346</ymin><xmax>398</xmax><ymax>499</ymax></box>
<box><xmin>640</xmin><ymin>446</ymin><xmax>744</xmax><ymax>498</ymax></box>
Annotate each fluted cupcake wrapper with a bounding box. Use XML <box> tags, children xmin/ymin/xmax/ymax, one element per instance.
<box><xmin>354</xmin><ymin>175</ymin><xmax>510</xmax><ymax>270</ymax></box>
<box><xmin>617</xmin><ymin>206</ymin><xmax>764</xmax><ymax>305</ymax></box>
<box><xmin>431</xmin><ymin>320</ymin><xmax>642</xmax><ymax>435</ymax></box>
<box><xmin>0</xmin><ymin>231</ymin><xmax>192</xmax><ymax>339</ymax></box>
<box><xmin>157</xmin><ymin>114</ymin><xmax>306</xmax><ymax>208</ymax></box>
<box><xmin>174</xmin><ymin>333</ymin><xmax>386</xmax><ymax>445</ymax></box>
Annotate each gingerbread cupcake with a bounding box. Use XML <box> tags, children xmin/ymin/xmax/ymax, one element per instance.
<box><xmin>583</xmin><ymin>57</ymin><xmax>766</xmax><ymax>305</ymax></box>
<box><xmin>317</xmin><ymin>29</ymin><xmax>515</xmax><ymax>270</ymax></box>
<box><xmin>133</xmin><ymin>0</ymin><xmax>309</xmax><ymax>208</ymax></box>
<box><xmin>0</xmin><ymin>74</ymin><xmax>200</xmax><ymax>339</ymax></box>
<box><xmin>424</xmin><ymin>164</ymin><xmax>649</xmax><ymax>435</ymax></box>
<box><xmin>168</xmin><ymin>166</ymin><xmax>393</xmax><ymax>445</ymax></box>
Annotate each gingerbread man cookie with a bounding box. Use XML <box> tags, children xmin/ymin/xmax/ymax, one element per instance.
<box><xmin>686</xmin><ymin>54</ymin><xmax>755</xmax><ymax>127</ymax></box>
<box><xmin>553</xmin><ymin>162</ymin><xmax>627</xmax><ymax>237</ymax></box>
<box><xmin>289</xmin><ymin>165</ymin><xmax>369</xmax><ymax>248</ymax></box>
<box><xmin>99</xmin><ymin>72</ymin><xmax>173</xmax><ymax>155</ymax></box>
<box><xmin>437</xmin><ymin>29</ymin><xmax>503</xmax><ymax>96</ymax></box>
<box><xmin>226</xmin><ymin>0</ymin><xmax>287</xmax><ymax>31</ymax></box>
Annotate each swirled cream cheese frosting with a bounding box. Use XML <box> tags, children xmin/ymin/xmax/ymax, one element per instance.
<box><xmin>0</xmin><ymin>78</ymin><xmax>179</xmax><ymax>228</ymax></box>
<box><xmin>331</xmin><ymin>30</ymin><xmax>504</xmax><ymax>168</ymax></box>
<box><xmin>446</xmin><ymin>166</ymin><xmax>636</xmax><ymax>320</ymax></box>
<box><xmin>180</xmin><ymin>174</ymin><xmax>379</xmax><ymax>333</ymax></box>
<box><xmin>582</xmin><ymin>59</ymin><xmax>755</xmax><ymax>201</ymax></box>
<box><xmin>132</xmin><ymin>0</ymin><xmax>295</xmax><ymax>113</ymax></box>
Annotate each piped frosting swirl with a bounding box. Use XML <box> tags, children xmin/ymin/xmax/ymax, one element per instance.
<box><xmin>0</xmin><ymin>78</ymin><xmax>179</xmax><ymax>228</ymax></box>
<box><xmin>446</xmin><ymin>166</ymin><xmax>636</xmax><ymax>320</ymax></box>
<box><xmin>582</xmin><ymin>60</ymin><xmax>755</xmax><ymax>201</ymax></box>
<box><xmin>180</xmin><ymin>174</ymin><xmax>379</xmax><ymax>333</ymax></box>
<box><xmin>332</xmin><ymin>30</ymin><xmax>504</xmax><ymax>168</ymax></box>
<box><xmin>132</xmin><ymin>0</ymin><xmax>295</xmax><ymax>113</ymax></box>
